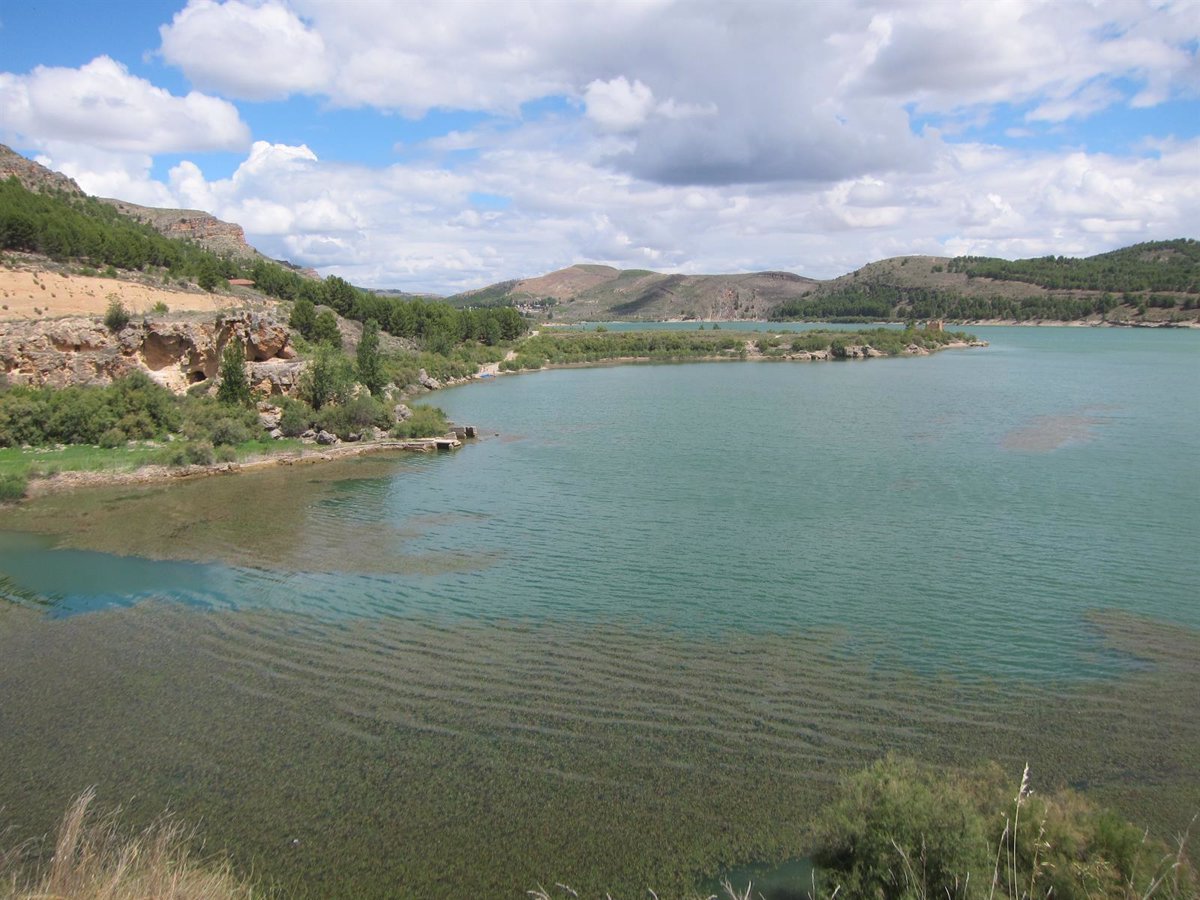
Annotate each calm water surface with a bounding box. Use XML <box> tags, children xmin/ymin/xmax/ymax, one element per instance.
<box><xmin>0</xmin><ymin>325</ymin><xmax>1197</xmax><ymax>897</ymax></box>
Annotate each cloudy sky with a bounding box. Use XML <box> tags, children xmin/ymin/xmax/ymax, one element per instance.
<box><xmin>1</xmin><ymin>0</ymin><xmax>1198</xmax><ymax>294</ymax></box>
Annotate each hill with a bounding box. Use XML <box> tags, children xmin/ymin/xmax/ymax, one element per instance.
<box><xmin>773</xmin><ymin>241</ymin><xmax>1200</xmax><ymax>323</ymax></box>
<box><xmin>451</xmin><ymin>264</ymin><xmax>819</xmax><ymax>321</ymax></box>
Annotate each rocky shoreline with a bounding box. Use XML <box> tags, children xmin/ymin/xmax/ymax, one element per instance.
<box><xmin>2</xmin><ymin>317</ymin><xmax>987</xmax><ymax>501</ymax></box>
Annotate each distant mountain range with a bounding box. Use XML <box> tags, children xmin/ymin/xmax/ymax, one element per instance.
<box><xmin>449</xmin><ymin>242</ymin><xmax>1198</xmax><ymax>323</ymax></box>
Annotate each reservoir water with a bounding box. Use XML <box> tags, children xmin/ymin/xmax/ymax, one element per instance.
<box><xmin>0</xmin><ymin>325</ymin><xmax>1197</xmax><ymax>897</ymax></box>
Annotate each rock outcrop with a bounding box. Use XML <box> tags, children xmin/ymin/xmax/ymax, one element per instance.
<box><xmin>0</xmin><ymin>312</ymin><xmax>299</xmax><ymax>394</ymax></box>
<box><xmin>0</xmin><ymin>144</ymin><xmax>85</xmax><ymax>195</ymax></box>
<box><xmin>100</xmin><ymin>199</ymin><xmax>259</xmax><ymax>260</ymax></box>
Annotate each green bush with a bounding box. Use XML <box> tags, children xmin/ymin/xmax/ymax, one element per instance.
<box><xmin>0</xmin><ymin>472</ymin><xmax>27</xmax><ymax>502</ymax></box>
<box><xmin>278</xmin><ymin>398</ymin><xmax>314</xmax><ymax>437</ymax></box>
<box><xmin>98</xmin><ymin>427</ymin><xmax>127</xmax><ymax>449</ymax></box>
<box><xmin>103</xmin><ymin>296</ymin><xmax>131</xmax><ymax>331</ymax></box>
<box><xmin>316</xmin><ymin>394</ymin><xmax>390</xmax><ymax>439</ymax></box>
<box><xmin>299</xmin><ymin>346</ymin><xmax>355</xmax><ymax>410</ymax></box>
<box><xmin>813</xmin><ymin>755</ymin><xmax>990</xmax><ymax>900</ymax></box>
<box><xmin>392</xmin><ymin>404</ymin><xmax>448</xmax><ymax>439</ymax></box>
<box><xmin>313</xmin><ymin>309</ymin><xmax>341</xmax><ymax>347</ymax></box>
<box><xmin>181</xmin><ymin>398</ymin><xmax>259</xmax><ymax>446</ymax></box>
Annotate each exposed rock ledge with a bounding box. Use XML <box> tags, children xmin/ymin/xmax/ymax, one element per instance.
<box><xmin>0</xmin><ymin>312</ymin><xmax>298</xmax><ymax>394</ymax></box>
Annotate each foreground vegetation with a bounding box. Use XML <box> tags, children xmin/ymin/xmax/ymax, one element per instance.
<box><xmin>4</xmin><ymin>761</ymin><xmax>1191</xmax><ymax>900</ymax></box>
<box><xmin>0</xmin><ymin>789</ymin><xmax>256</xmax><ymax>900</ymax></box>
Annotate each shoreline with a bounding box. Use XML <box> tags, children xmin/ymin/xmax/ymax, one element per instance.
<box><xmin>17</xmin><ymin>436</ymin><xmax>468</xmax><ymax>499</ymax></box>
<box><xmin>6</xmin><ymin>335</ymin><xmax>986</xmax><ymax>500</ymax></box>
<box><xmin>546</xmin><ymin>317</ymin><xmax>1199</xmax><ymax>328</ymax></box>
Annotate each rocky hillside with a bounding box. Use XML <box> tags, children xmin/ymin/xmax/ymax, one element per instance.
<box><xmin>1</xmin><ymin>144</ymin><xmax>261</xmax><ymax>261</ymax></box>
<box><xmin>0</xmin><ymin>144</ymin><xmax>85</xmax><ymax>196</ymax></box>
<box><xmin>100</xmin><ymin>199</ymin><xmax>261</xmax><ymax>261</ymax></box>
<box><xmin>452</xmin><ymin>264</ymin><xmax>819</xmax><ymax>321</ymax></box>
<box><xmin>0</xmin><ymin>311</ymin><xmax>300</xmax><ymax>395</ymax></box>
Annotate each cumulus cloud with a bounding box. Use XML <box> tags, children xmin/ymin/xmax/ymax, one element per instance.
<box><xmin>0</xmin><ymin>56</ymin><xmax>248</xmax><ymax>154</ymax></box>
<box><xmin>153</xmin><ymin>0</ymin><xmax>1199</xmax><ymax>190</ymax></box>
<box><xmin>76</xmin><ymin>127</ymin><xmax>1196</xmax><ymax>296</ymax></box>
<box><xmin>158</xmin><ymin>0</ymin><xmax>332</xmax><ymax>100</ymax></box>
<box><xmin>584</xmin><ymin>77</ymin><xmax>657</xmax><ymax>132</ymax></box>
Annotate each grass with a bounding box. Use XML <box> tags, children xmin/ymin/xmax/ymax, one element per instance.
<box><xmin>0</xmin><ymin>444</ymin><xmax>166</xmax><ymax>480</ymax></box>
<box><xmin>0</xmin><ymin>789</ymin><xmax>257</xmax><ymax>900</ymax></box>
<box><xmin>0</xmin><ymin>439</ymin><xmax>305</xmax><ymax>486</ymax></box>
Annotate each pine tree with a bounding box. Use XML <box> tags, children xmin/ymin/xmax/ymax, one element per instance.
<box><xmin>356</xmin><ymin>319</ymin><xmax>386</xmax><ymax>396</ymax></box>
<box><xmin>216</xmin><ymin>341</ymin><xmax>252</xmax><ymax>407</ymax></box>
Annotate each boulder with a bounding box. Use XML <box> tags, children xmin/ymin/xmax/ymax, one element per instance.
<box><xmin>316</xmin><ymin>430</ymin><xmax>338</xmax><ymax>446</ymax></box>
<box><xmin>393</xmin><ymin>403</ymin><xmax>413</xmax><ymax>421</ymax></box>
<box><xmin>417</xmin><ymin>368</ymin><xmax>441</xmax><ymax>390</ymax></box>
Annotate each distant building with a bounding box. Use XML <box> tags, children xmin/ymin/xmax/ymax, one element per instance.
<box><xmin>924</xmin><ymin>319</ymin><xmax>944</xmax><ymax>332</ymax></box>
<box><xmin>228</xmin><ymin>278</ymin><xmax>255</xmax><ymax>287</ymax></box>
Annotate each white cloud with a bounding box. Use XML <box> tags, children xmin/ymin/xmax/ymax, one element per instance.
<box><xmin>151</xmin><ymin>0</ymin><xmax>1200</xmax><ymax>190</ymax></box>
<box><xmin>159</xmin><ymin>0</ymin><xmax>332</xmax><ymax>100</ymax></box>
<box><xmin>80</xmin><ymin>128</ymin><xmax>1196</xmax><ymax>296</ymax></box>
<box><xmin>584</xmin><ymin>77</ymin><xmax>656</xmax><ymax>132</ymax></box>
<box><xmin>0</xmin><ymin>56</ymin><xmax>248</xmax><ymax>154</ymax></box>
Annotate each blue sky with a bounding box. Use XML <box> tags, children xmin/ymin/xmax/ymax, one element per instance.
<box><xmin>2</xmin><ymin>0</ymin><xmax>1198</xmax><ymax>293</ymax></box>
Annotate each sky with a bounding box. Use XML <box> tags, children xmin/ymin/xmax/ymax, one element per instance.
<box><xmin>1</xmin><ymin>0</ymin><xmax>1198</xmax><ymax>295</ymax></box>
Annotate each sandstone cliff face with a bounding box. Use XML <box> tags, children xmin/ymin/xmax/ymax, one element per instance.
<box><xmin>100</xmin><ymin>200</ymin><xmax>260</xmax><ymax>260</ymax></box>
<box><xmin>0</xmin><ymin>312</ymin><xmax>297</xmax><ymax>394</ymax></box>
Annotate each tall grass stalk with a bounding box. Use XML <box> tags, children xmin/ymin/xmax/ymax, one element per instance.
<box><xmin>1</xmin><ymin>788</ymin><xmax>257</xmax><ymax>900</ymax></box>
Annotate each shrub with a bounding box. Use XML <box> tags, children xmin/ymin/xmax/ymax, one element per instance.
<box><xmin>813</xmin><ymin>755</ymin><xmax>990</xmax><ymax>900</ymax></box>
<box><xmin>299</xmin><ymin>346</ymin><xmax>354</xmax><ymax>410</ymax></box>
<box><xmin>181</xmin><ymin>398</ymin><xmax>259</xmax><ymax>446</ymax></box>
<box><xmin>103</xmin><ymin>296</ymin><xmax>130</xmax><ymax>331</ymax></box>
<box><xmin>392</xmin><ymin>404</ymin><xmax>448</xmax><ymax>439</ymax></box>
<box><xmin>356</xmin><ymin>319</ymin><xmax>387</xmax><ymax>396</ymax></box>
<box><xmin>98</xmin><ymin>427</ymin><xmax>127</xmax><ymax>449</ymax></box>
<box><xmin>290</xmin><ymin>297</ymin><xmax>317</xmax><ymax>339</ymax></box>
<box><xmin>313</xmin><ymin>309</ymin><xmax>341</xmax><ymax>347</ymax></box>
<box><xmin>185</xmin><ymin>440</ymin><xmax>214</xmax><ymax>465</ymax></box>
<box><xmin>317</xmin><ymin>394</ymin><xmax>390</xmax><ymax>439</ymax></box>
<box><xmin>0</xmin><ymin>472</ymin><xmax>27</xmax><ymax>502</ymax></box>
<box><xmin>278</xmin><ymin>398</ymin><xmax>314</xmax><ymax>437</ymax></box>
<box><xmin>151</xmin><ymin>300</ymin><xmax>169</xmax><ymax>314</ymax></box>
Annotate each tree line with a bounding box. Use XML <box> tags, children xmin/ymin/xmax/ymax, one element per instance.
<box><xmin>948</xmin><ymin>238</ymin><xmax>1199</xmax><ymax>293</ymax></box>
<box><xmin>773</xmin><ymin>283</ymin><xmax>1195</xmax><ymax>322</ymax></box>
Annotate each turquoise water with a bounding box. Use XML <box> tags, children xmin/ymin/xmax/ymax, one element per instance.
<box><xmin>0</xmin><ymin>325</ymin><xmax>1197</xmax><ymax>897</ymax></box>
<box><xmin>2</xmin><ymin>327</ymin><xmax>1195</xmax><ymax>677</ymax></box>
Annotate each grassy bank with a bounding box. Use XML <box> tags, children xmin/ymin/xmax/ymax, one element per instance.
<box><xmin>499</xmin><ymin>325</ymin><xmax>976</xmax><ymax>370</ymax></box>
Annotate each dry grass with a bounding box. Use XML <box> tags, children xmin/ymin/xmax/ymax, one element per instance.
<box><xmin>1</xmin><ymin>789</ymin><xmax>258</xmax><ymax>900</ymax></box>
